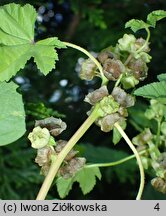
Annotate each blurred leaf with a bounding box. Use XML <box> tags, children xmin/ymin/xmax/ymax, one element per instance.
<box><xmin>147</xmin><ymin>10</ymin><xmax>166</xmax><ymax>28</ymax></box>
<box><xmin>0</xmin><ymin>82</ymin><xmax>25</xmax><ymax>146</ymax></box>
<box><xmin>125</xmin><ymin>19</ymin><xmax>149</xmax><ymax>32</ymax></box>
<box><xmin>134</xmin><ymin>81</ymin><xmax>166</xmax><ymax>99</ymax></box>
<box><xmin>157</xmin><ymin>73</ymin><xmax>166</xmax><ymax>81</ymax></box>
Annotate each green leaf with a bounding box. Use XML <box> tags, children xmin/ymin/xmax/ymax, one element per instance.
<box><xmin>56</xmin><ymin>166</ymin><xmax>101</xmax><ymax>198</ymax></box>
<box><xmin>113</xmin><ymin>120</ymin><xmax>127</xmax><ymax>145</ymax></box>
<box><xmin>0</xmin><ymin>81</ymin><xmax>25</xmax><ymax>146</ymax></box>
<box><xmin>75</xmin><ymin>167</ymin><xmax>101</xmax><ymax>194</ymax></box>
<box><xmin>157</xmin><ymin>73</ymin><xmax>166</xmax><ymax>81</ymax></box>
<box><xmin>56</xmin><ymin>177</ymin><xmax>74</xmax><ymax>198</ymax></box>
<box><xmin>134</xmin><ymin>81</ymin><xmax>166</xmax><ymax>99</ymax></box>
<box><xmin>125</xmin><ymin>19</ymin><xmax>149</xmax><ymax>32</ymax></box>
<box><xmin>0</xmin><ymin>4</ymin><xmax>66</xmax><ymax>81</ymax></box>
<box><xmin>147</xmin><ymin>10</ymin><xmax>166</xmax><ymax>27</ymax></box>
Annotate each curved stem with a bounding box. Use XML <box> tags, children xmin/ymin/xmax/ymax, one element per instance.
<box><xmin>36</xmin><ymin>105</ymin><xmax>100</xmax><ymax>200</ymax></box>
<box><xmin>63</xmin><ymin>42</ymin><xmax>108</xmax><ymax>85</ymax></box>
<box><xmin>114</xmin><ymin>122</ymin><xmax>145</xmax><ymax>200</ymax></box>
<box><xmin>86</xmin><ymin>149</ymin><xmax>146</xmax><ymax>168</ymax></box>
<box><xmin>136</xmin><ymin>28</ymin><xmax>150</xmax><ymax>53</ymax></box>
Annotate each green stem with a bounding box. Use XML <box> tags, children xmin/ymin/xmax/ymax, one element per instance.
<box><xmin>115</xmin><ymin>74</ymin><xmax>123</xmax><ymax>87</ymax></box>
<box><xmin>86</xmin><ymin>149</ymin><xmax>147</xmax><ymax>168</ymax></box>
<box><xmin>136</xmin><ymin>28</ymin><xmax>150</xmax><ymax>53</ymax></box>
<box><xmin>36</xmin><ymin>104</ymin><xmax>100</xmax><ymax>200</ymax></box>
<box><xmin>156</xmin><ymin>119</ymin><xmax>161</xmax><ymax>147</ymax></box>
<box><xmin>114</xmin><ymin>122</ymin><xmax>145</xmax><ymax>200</ymax></box>
<box><xmin>63</xmin><ymin>42</ymin><xmax>108</xmax><ymax>85</ymax></box>
<box><xmin>124</xmin><ymin>54</ymin><xmax>132</xmax><ymax>66</ymax></box>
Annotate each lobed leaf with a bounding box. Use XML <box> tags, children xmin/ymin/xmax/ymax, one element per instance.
<box><xmin>125</xmin><ymin>19</ymin><xmax>149</xmax><ymax>32</ymax></box>
<box><xmin>157</xmin><ymin>73</ymin><xmax>166</xmax><ymax>81</ymax></box>
<box><xmin>56</xmin><ymin>166</ymin><xmax>101</xmax><ymax>198</ymax></box>
<box><xmin>134</xmin><ymin>81</ymin><xmax>166</xmax><ymax>99</ymax></box>
<box><xmin>0</xmin><ymin>4</ymin><xmax>66</xmax><ymax>81</ymax></box>
<box><xmin>147</xmin><ymin>10</ymin><xmax>166</xmax><ymax>27</ymax></box>
<box><xmin>0</xmin><ymin>82</ymin><xmax>25</xmax><ymax>146</ymax></box>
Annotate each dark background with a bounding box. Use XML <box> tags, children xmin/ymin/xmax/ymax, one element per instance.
<box><xmin>0</xmin><ymin>0</ymin><xmax>166</xmax><ymax>200</ymax></box>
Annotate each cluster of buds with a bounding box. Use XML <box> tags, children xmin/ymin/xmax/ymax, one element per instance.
<box><xmin>132</xmin><ymin>126</ymin><xmax>166</xmax><ymax>193</ymax></box>
<box><xmin>85</xmin><ymin>86</ymin><xmax>135</xmax><ymax>132</ymax></box>
<box><xmin>28</xmin><ymin>117</ymin><xmax>86</xmax><ymax>178</ymax></box>
<box><xmin>79</xmin><ymin>34</ymin><xmax>151</xmax><ymax>89</ymax></box>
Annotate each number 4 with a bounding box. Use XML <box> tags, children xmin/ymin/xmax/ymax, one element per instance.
<box><xmin>154</xmin><ymin>203</ymin><xmax>160</xmax><ymax>211</ymax></box>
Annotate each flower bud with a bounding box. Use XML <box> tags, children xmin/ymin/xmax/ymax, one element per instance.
<box><xmin>128</xmin><ymin>58</ymin><xmax>148</xmax><ymax>81</ymax></box>
<box><xmin>35</xmin><ymin>146</ymin><xmax>55</xmax><ymax>167</ymax></box>
<box><xmin>121</xmin><ymin>75</ymin><xmax>139</xmax><ymax>89</ymax></box>
<box><xmin>97</xmin><ymin>51</ymin><xmax>114</xmax><ymax>64</ymax></box>
<box><xmin>35</xmin><ymin>117</ymin><xmax>67</xmax><ymax>137</ymax></box>
<box><xmin>80</xmin><ymin>58</ymin><xmax>97</xmax><ymax>80</ymax></box>
<box><xmin>118</xmin><ymin>34</ymin><xmax>136</xmax><ymax>52</ymax></box>
<box><xmin>151</xmin><ymin>177</ymin><xmax>166</xmax><ymax>194</ymax></box>
<box><xmin>59</xmin><ymin>157</ymin><xmax>86</xmax><ymax>179</ymax></box>
<box><xmin>28</xmin><ymin>126</ymin><xmax>50</xmax><ymax>149</ymax></box>
<box><xmin>97</xmin><ymin>113</ymin><xmax>121</xmax><ymax>132</ymax></box>
<box><xmin>132</xmin><ymin>128</ymin><xmax>153</xmax><ymax>146</ymax></box>
<box><xmin>98</xmin><ymin>95</ymin><xmax>119</xmax><ymax>117</ymax></box>
<box><xmin>84</xmin><ymin>86</ymin><xmax>109</xmax><ymax>105</ymax></box>
<box><xmin>103</xmin><ymin>59</ymin><xmax>125</xmax><ymax>81</ymax></box>
<box><xmin>111</xmin><ymin>87</ymin><xmax>135</xmax><ymax>107</ymax></box>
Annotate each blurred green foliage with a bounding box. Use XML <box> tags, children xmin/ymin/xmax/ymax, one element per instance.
<box><xmin>0</xmin><ymin>0</ymin><xmax>166</xmax><ymax>199</ymax></box>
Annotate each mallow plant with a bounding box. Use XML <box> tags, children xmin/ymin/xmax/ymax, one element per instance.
<box><xmin>0</xmin><ymin>3</ymin><xmax>166</xmax><ymax>200</ymax></box>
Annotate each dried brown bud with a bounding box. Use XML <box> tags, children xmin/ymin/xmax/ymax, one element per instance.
<box><xmin>55</xmin><ymin>140</ymin><xmax>78</xmax><ymax>161</ymax></box>
<box><xmin>97</xmin><ymin>113</ymin><xmax>121</xmax><ymax>132</ymax></box>
<box><xmin>35</xmin><ymin>146</ymin><xmax>55</xmax><ymax>167</ymax></box>
<box><xmin>157</xmin><ymin>153</ymin><xmax>166</xmax><ymax>169</ymax></box>
<box><xmin>97</xmin><ymin>51</ymin><xmax>114</xmax><ymax>64</ymax></box>
<box><xmin>59</xmin><ymin>157</ymin><xmax>86</xmax><ymax>179</ymax></box>
<box><xmin>111</xmin><ymin>87</ymin><xmax>135</xmax><ymax>107</ymax></box>
<box><xmin>118</xmin><ymin>107</ymin><xmax>128</xmax><ymax>117</ymax></box>
<box><xmin>84</xmin><ymin>86</ymin><xmax>109</xmax><ymax>105</ymax></box>
<box><xmin>151</xmin><ymin>177</ymin><xmax>166</xmax><ymax>194</ymax></box>
<box><xmin>103</xmin><ymin>59</ymin><xmax>125</xmax><ymax>81</ymax></box>
<box><xmin>80</xmin><ymin>58</ymin><xmax>97</xmax><ymax>80</ymax></box>
<box><xmin>35</xmin><ymin>117</ymin><xmax>67</xmax><ymax>137</ymax></box>
<box><xmin>132</xmin><ymin>128</ymin><xmax>153</xmax><ymax>146</ymax></box>
<box><xmin>128</xmin><ymin>58</ymin><xmax>148</xmax><ymax>81</ymax></box>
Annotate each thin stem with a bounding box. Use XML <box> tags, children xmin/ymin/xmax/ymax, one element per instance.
<box><xmin>63</xmin><ymin>42</ymin><xmax>108</xmax><ymax>85</ymax></box>
<box><xmin>86</xmin><ymin>149</ymin><xmax>146</xmax><ymax>168</ymax></box>
<box><xmin>114</xmin><ymin>122</ymin><xmax>145</xmax><ymax>200</ymax></box>
<box><xmin>115</xmin><ymin>73</ymin><xmax>123</xmax><ymax>87</ymax></box>
<box><xmin>136</xmin><ymin>28</ymin><xmax>150</xmax><ymax>53</ymax></box>
<box><xmin>124</xmin><ymin>54</ymin><xmax>132</xmax><ymax>66</ymax></box>
<box><xmin>156</xmin><ymin>119</ymin><xmax>161</xmax><ymax>147</ymax></box>
<box><xmin>36</xmin><ymin>104</ymin><xmax>100</xmax><ymax>200</ymax></box>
